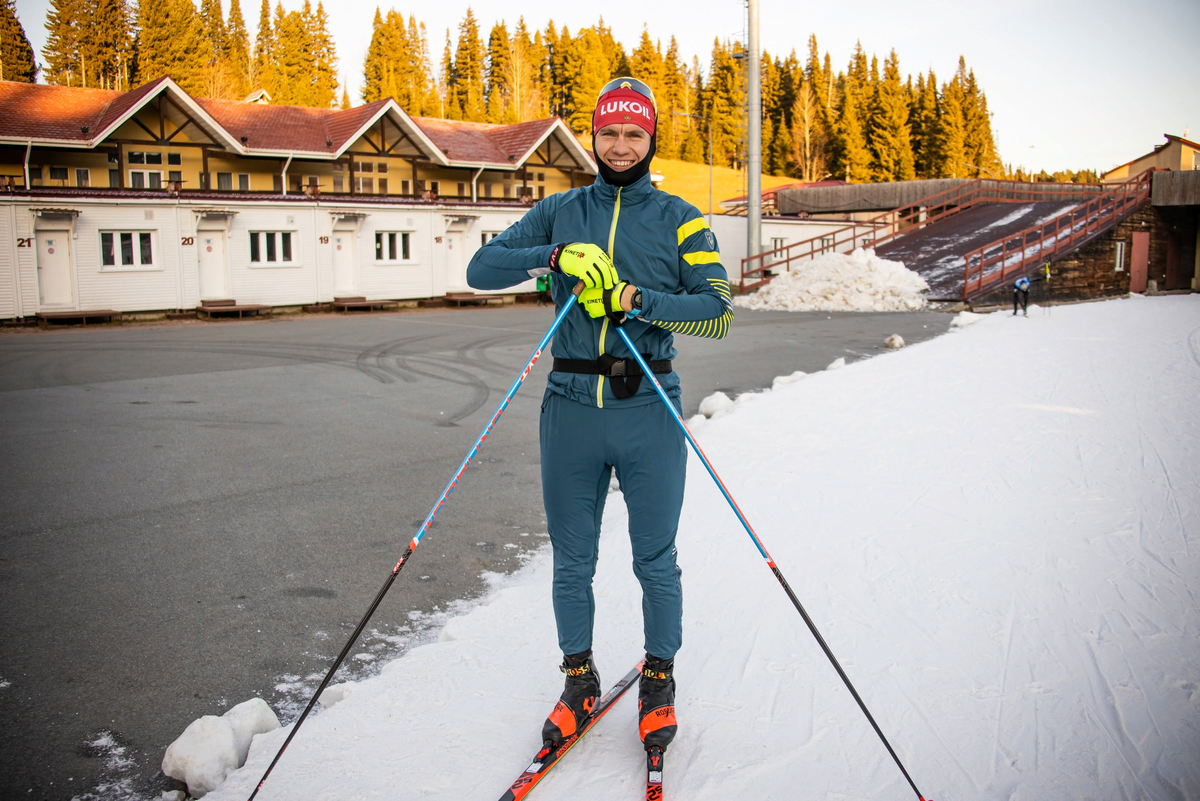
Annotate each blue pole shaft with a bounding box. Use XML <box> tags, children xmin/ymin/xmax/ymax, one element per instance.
<box><xmin>250</xmin><ymin>288</ymin><xmax>581</xmax><ymax>800</ymax></box>
<box><xmin>613</xmin><ymin>325</ymin><xmax>925</xmax><ymax>801</ymax></box>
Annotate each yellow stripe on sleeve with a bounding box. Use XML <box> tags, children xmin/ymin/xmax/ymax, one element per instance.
<box><xmin>676</xmin><ymin>217</ymin><xmax>710</xmax><ymax>246</ymax></box>
<box><xmin>683</xmin><ymin>250</ymin><xmax>722</xmax><ymax>266</ymax></box>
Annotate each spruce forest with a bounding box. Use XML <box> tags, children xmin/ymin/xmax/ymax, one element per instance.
<box><xmin>11</xmin><ymin>1</ymin><xmax>1099</xmax><ymax>183</ymax></box>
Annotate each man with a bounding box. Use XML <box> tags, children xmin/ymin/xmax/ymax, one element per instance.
<box><xmin>466</xmin><ymin>77</ymin><xmax>733</xmax><ymax>757</ymax></box>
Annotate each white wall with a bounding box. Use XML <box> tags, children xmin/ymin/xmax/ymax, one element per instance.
<box><xmin>0</xmin><ymin>197</ymin><xmax>540</xmax><ymax>318</ymax></box>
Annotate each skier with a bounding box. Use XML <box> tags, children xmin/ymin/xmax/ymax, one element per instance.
<box><xmin>1013</xmin><ymin>275</ymin><xmax>1032</xmax><ymax>316</ymax></box>
<box><xmin>466</xmin><ymin>76</ymin><xmax>733</xmax><ymax>759</ymax></box>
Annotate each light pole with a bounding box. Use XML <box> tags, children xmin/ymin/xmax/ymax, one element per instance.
<box><xmin>676</xmin><ymin>112</ymin><xmax>714</xmax><ymax>226</ymax></box>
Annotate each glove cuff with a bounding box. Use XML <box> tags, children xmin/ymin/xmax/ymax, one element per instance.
<box><xmin>548</xmin><ymin>243</ymin><xmax>566</xmax><ymax>274</ymax></box>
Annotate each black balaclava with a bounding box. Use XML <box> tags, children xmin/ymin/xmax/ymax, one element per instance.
<box><xmin>594</xmin><ymin>131</ymin><xmax>657</xmax><ymax>187</ymax></box>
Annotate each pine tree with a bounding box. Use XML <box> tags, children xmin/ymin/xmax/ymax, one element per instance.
<box><xmin>440</xmin><ymin>29</ymin><xmax>460</xmax><ymax>119</ymax></box>
<box><xmin>225</xmin><ymin>0</ymin><xmax>251</xmax><ymax>97</ymax></box>
<box><xmin>562</xmin><ymin>26</ymin><xmax>609</xmax><ymax>132</ymax></box>
<box><xmin>137</xmin><ymin>0</ymin><xmax>212</xmax><ymax>92</ymax></box>
<box><xmin>485</xmin><ymin>21</ymin><xmax>510</xmax><ymax>123</ymax></box>
<box><xmin>911</xmin><ymin>71</ymin><xmax>939</xmax><ymax>178</ymax></box>
<box><xmin>868</xmin><ymin>49</ymin><xmax>915</xmax><ymax>181</ymax></box>
<box><xmin>0</xmin><ymin>0</ymin><xmax>37</xmax><ymax>82</ymax></box>
<box><xmin>594</xmin><ymin>17</ymin><xmax>627</xmax><ymax>78</ymax></box>
<box><xmin>791</xmin><ymin>79</ymin><xmax>826</xmax><ymax>182</ymax></box>
<box><xmin>252</xmin><ymin>0</ymin><xmax>274</xmax><ymax>93</ymax></box>
<box><xmin>309</xmin><ymin>2</ymin><xmax>338</xmax><ymax>106</ymax></box>
<box><xmin>42</xmin><ymin>0</ymin><xmax>84</xmax><ymax>85</ymax></box>
<box><xmin>453</xmin><ymin>8</ymin><xmax>484</xmax><ymax>121</ymax></box>
<box><xmin>834</xmin><ymin>73</ymin><xmax>871</xmax><ymax>182</ymax></box>
<box><xmin>503</xmin><ymin>17</ymin><xmax>543</xmax><ymax>123</ymax></box>
<box><xmin>961</xmin><ymin>60</ymin><xmax>1001</xmax><ymax>177</ymax></box>
<box><xmin>705</xmin><ymin>38</ymin><xmax>746</xmax><ymax>168</ymax></box>
<box><xmin>935</xmin><ymin>65</ymin><xmax>967</xmax><ymax>178</ymax></box>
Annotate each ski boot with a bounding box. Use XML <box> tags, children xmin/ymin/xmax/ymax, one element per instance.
<box><xmin>541</xmin><ymin>649</ymin><xmax>600</xmax><ymax>749</ymax></box>
<box><xmin>638</xmin><ymin>654</ymin><xmax>677</xmax><ymax>752</ymax></box>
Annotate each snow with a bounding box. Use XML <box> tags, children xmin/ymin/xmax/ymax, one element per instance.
<box><xmin>951</xmin><ymin>310</ymin><xmax>985</xmax><ymax>328</ymax></box>
<box><xmin>201</xmin><ymin>295</ymin><xmax>1200</xmax><ymax>801</ymax></box>
<box><xmin>734</xmin><ymin>248</ymin><xmax>929</xmax><ymax>312</ymax></box>
<box><xmin>825</xmin><ymin>356</ymin><xmax>846</xmax><ymax>370</ymax></box>
<box><xmin>885</xmin><ymin>333</ymin><xmax>906</xmax><ymax>349</ymax></box>
<box><xmin>162</xmin><ymin>699</ymin><xmax>279</xmax><ymax>797</ymax></box>
<box><xmin>697</xmin><ymin>391</ymin><xmax>734</xmax><ymax>418</ymax></box>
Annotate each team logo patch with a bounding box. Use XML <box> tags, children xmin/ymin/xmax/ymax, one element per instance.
<box><xmin>705</xmin><ymin>230</ymin><xmax>716</xmax><ymax>248</ymax></box>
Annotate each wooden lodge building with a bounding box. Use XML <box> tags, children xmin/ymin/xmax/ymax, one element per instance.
<box><xmin>0</xmin><ymin>78</ymin><xmax>597</xmax><ymax>321</ymax></box>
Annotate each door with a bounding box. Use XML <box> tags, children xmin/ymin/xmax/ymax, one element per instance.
<box><xmin>332</xmin><ymin>233</ymin><xmax>358</xmax><ymax>295</ymax></box>
<box><xmin>444</xmin><ymin>232</ymin><xmax>467</xmax><ymax>291</ymax></box>
<box><xmin>197</xmin><ymin>232</ymin><xmax>230</xmax><ymax>300</ymax></box>
<box><xmin>1130</xmin><ymin>231</ymin><xmax>1149</xmax><ymax>293</ymax></box>
<box><xmin>36</xmin><ymin>232</ymin><xmax>74</xmax><ymax>307</ymax></box>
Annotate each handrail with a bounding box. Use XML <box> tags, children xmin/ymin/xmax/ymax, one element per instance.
<box><xmin>738</xmin><ymin>178</ymin><xmax>1105</xmax><ymax>293</ymax></box>
<box><xmin>960</xmin><ymin>169</ymin><xmax>1153</xmax><ymax>300</ymax></box>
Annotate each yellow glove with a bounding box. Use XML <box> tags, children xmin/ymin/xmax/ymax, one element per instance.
<box><xmin>579</xmin><ymin>282</ymin><xmax>632</xmax><ymax>321</ymax></box>
<box><xmin>550</xmin><ymin>242</ymin><xmax>619</xmax><ymax>290</ymax></box>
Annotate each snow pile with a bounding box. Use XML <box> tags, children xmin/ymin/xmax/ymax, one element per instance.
<box><xmin>697</xmin><ymin>391</ymin><xmax>733</xmax><ymax>418</ymax></box>
<box><xmin>205</xmin><ymin>295</ymin><xmax>1200</xmax><ymax>801</ymax></box>
<box><xmin>772</xmin><ymin>370</ymin><xmax>806</xmax><ymax>389</ymax></box>
<box><xmin>162</xmin><ymin>698</ymin><xmax>279</xmax><ymax>797</ymax></box>
<box><xmin>825</xmin><ymin>356</ymin><xmax>846</xmax><ymax>370</ymax></box>
<box><xmin>950</xmin><ymin>310</ymin><xmax>986</xmax><ymax>328</ymax></box>
<box><xmin>885</xmin><ymin>333</ymin><xmax>905</xmax><ymax>349</ymax></box>
<box><xmin>734</xmin><ymin>248</ymin><xmax>929</xmax><ymax>312</ymax></box>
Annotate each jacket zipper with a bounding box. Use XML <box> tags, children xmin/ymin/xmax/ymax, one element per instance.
<box><xmin>597</xmin><ymin>187</ymin><xmax>622</xmax><ymax>408</ymax></box>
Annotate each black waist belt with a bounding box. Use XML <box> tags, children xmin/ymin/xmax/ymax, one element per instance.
<box><xmin>552</xmin><ymin>354</ymin><xmax>673</xmax><ymax>400</ymax></box>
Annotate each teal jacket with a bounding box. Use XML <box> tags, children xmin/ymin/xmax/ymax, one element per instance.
<box><xmin>467</xmin><ymin>172</ymin><xmax>733</xmax><ymax>408</ymax></box>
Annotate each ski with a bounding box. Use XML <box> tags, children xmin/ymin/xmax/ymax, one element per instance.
<box><xmin>645</xmin><ymin>746</ymin><xmax>664</xmax><ymax>801</ymax></box>
<box><xmin>498</xmin><ymin>661</ymin><xmax>643</xmax><ymax>801</ymax></box>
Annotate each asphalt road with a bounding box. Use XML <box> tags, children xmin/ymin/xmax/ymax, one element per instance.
<box><xmin>0</xmin><ymin>304</ymin><xmax>950</xmax><ymax>799</ymax></box>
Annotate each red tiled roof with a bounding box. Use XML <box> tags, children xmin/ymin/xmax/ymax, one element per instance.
<box><xmin>0</xmin><ymin>82</ymin><xmax>122</xmax><ymax>141</ymax></box>
<box><xmin>413</xmin><ymin>116</ymin><xmax>559</xmax><ymax>166</ymax></box>
<box><xmin>94</xmin><ymin>77</ymin><xmax>171</xmax><ymax>135</ymax></box>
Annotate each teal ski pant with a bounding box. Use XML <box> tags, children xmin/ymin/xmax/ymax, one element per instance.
<box><xmin>540</xmin><ymin>391</ymin><xmax>687</xmax><ymax>660</ymax></box>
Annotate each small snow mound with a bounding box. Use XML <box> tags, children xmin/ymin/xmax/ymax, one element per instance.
<box><xmin>826</xmin><ymin>357</ymin><xmax>846</xmax><ymax>371</ymax></box>
<box><xmin>733</xmin><ymin>248</ymin><xmax>928</xmax><ymax>312</ymax></box>
<box><xmin>162</xmin><ymin>699</ymin><xmax>279</xmax><ymax>797</ymax></box>
<box><xmin>772</xmin><ymin>370</ymin><xmax>806</xmax><ymax>388</ymax></box>
<box><xmin>885</xmin><ymin>334</ymin><xmax>905</xmax><ymax>349</ymax></box>
<box><xmin>950</xmin><ymin>311</ymin><xmax>985</xmax><ymax>328</ymax></box>
<box><xmin>698</xmin><ymin>391</ymin><xmax>734</xmax><ymax>418</ymax></box>
<box><xmin>162</xmin><ymin>716</ymin><xmax>238</xmax><ymax>798</ymax></box>
<box><xmin>318</xmin><ymin>681</ymin><xmax>357</xmax><ymax>709</ymax></box>
<box><xmin>686</xmin><ymin>413</ymin><xmax>707</xmax><ymax>428</ymax></box>
<box><xmin>162</xmin><ymin>791</ymin><xmax>187</xmax><ymax>801</ymax></box>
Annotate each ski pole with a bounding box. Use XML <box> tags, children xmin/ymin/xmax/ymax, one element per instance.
<box><xmin>249</xmin><ymin>284</ymin><xmax>583</xmax><ymax>800</ymax></box>
<box><xmin>614</xmin><ymin>324</ymin><xmax>928</xmax><ymax>801</ymax></box>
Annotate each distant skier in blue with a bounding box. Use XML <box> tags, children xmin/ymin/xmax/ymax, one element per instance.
<box><xmin>1014</xmin><ymin>276</ymin><xmax>1032</xmax><ymax>316</ymax></box>
<box><xmin>466</xmin><ymin>76</ymin><xmax>733</xmax><ymax>758</ymax></box>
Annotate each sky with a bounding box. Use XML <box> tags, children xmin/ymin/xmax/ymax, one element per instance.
<box><xmin>13</xmin><ymin>0</ymin><xmax>1200</xmax><ymax>174</ymax></box>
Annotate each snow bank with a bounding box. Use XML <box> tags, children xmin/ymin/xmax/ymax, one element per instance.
<box><xmin>734</xmin><ymin>248</ymin><xmax>929</xmax><ymax>312</ymax></box>
<box><xmin>162</xmin><ymin>699</ymin><xmax>279</xmax><ymax>797</ymax></box>
<box><xmin>950</xmin><ymin>310</ymin><xmax>986</xmax><ymax>328</ymax></box>
<box><xmin>697</xmin><ymin>391</ymin><xmax>733</xmax><ymax>418</ymax></box>
<box><xmin>206</xmin><ymin>295</ymin><xmax>1200</xmax><ymax>801</ymax></box>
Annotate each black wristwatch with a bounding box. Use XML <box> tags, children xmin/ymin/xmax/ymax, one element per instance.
<box><xmin>631</xmin><ymin>289</ymin><xmax>643</xmax><ymax>311</ymax></box>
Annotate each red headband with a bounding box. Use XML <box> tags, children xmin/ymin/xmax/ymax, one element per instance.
<box><xmin>592</xmin><ymin>87</ymin><xmax>656</xmax><ymax>136</ymax></box>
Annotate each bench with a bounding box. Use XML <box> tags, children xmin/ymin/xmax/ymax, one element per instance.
<box><xmin>443</xmin><ymin>293</ymin><xmax>501</xmax><ymax>307</ymax></box>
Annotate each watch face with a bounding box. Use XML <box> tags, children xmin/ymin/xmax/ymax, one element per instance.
<box><xmin>633</xmin><ymin>290</ymin><xmax>643</xmax><ymax>309</ymax></box>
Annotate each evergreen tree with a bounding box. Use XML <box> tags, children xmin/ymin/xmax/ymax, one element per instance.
<box><xmin>791</xmin><ymin>78</ymin><xmax>826</xmax><ymax>182</ymax></box>
<box><xmin>834</xmin><ymin>73</ymin><xmax>871</xmax><ymax>182</ymax></box>
<box><xmin>42</xmin><ymin>0</ymin><xmax>84</xmax><ymax>85</ymax></box>
<box><xmin>503</xmin><ymin>17</ymin><xmax>543</xmax><ymax>122</ymax></box>
<box><xmin>961</xmin><ymin>60</ymin><xmax>1002</xmax><ymax>177</ymax></box>
<box><xmin>485</xmin><ymin>21</ymin><xmax>510</xmax><ymax>123</ymax></box>
<box><xmin>453</xmin><ymin>8</ymin><xmax>484</xmax><ymax>121</ymax></box>
<box><xmin>911</xmin><ymin>71</ymin><xmax>939</xmax><ymax>178</ymax></box>
<box><xmin>252</xmin><ymin>0</ymin><xmax>274</xmax><ymax>93</ymax></box>
<box><xmin>705</xmin><ymin>38</ymin><xmax>745</xmax><ymax>168</ymax></box>
<box><xmin>340</xmin><ymin>85</ymin><xmax>349</xmax><ymax>108</ymax></box>
<box><xmin>593</xmin><ymin>17</ymin><xmax>627</xmax><ymax>78</ymax></box>
<box><xmin>309</xmin><ymin>1</ymin><xmax>338</xmax><ymax>106</ymax></box>
<box><xmin>408</xmin><ymin>16</ymin><xmax>436</xmax><ymax>115</ymax></box>
<box><xmin>868</xmin><ymin>49</ymin><xmax>915</xmax><ymax>181</ymax></box>
<box><xmin>935</xmin><ymin>66</ymin><xmax>967</xmax><ymax>178</ymax></box>
<box><xmin>226</xmin><ymin>0</ymin><xmax>252</xmax><ymax>96</ymax></box>
<box><xmin>0</xmin><ymin>0</ymin><xmax>37</xmax><ymax>82</ymax></box>
<box><xmin>562</xmin><ymin>26</ymin><xmax>608</xmax><ymax>132</ymax></box>
<box><xmin>440</xmin><ymin>29</ymin><xmax>460</xmax><ymax>119</ymax></box>
<box><xmin>137</xmin><ymin>0</ymin><xmax>212</xmax><ymax>92</ymax></box>
<box><xmin>271</xmin><ymin>3</ymin><xmax>311</xmax><ymax>105</ymax></box>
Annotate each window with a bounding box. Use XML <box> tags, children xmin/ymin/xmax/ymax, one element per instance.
<box><xmin>168</xmin><ymin>153</ymin><xmax>181</xmax><ymax>166</ymax></box>
<box><xmin>217</xmin><ymin>172</ymin><xmax>233</xmax><ymax>191</ymax></box>
<box><xmin>50</xmin><ymin>167</ymin><xmax>68</xmax><ymax>183</ymax></box>
<box><xmin>307</xmin><ymin>176</ymin><xmax>318</xmax><ymax>187</ymax></box>
<box><xmin>75</xmin><ymin>168</ymin><xmax>90</xmax><ymax>187</ymax></box>
<box><xmin>108</xmin><ymin>153</ymin><xmax>118</xmax><ymax>164</ymax></box>
<box><xmin>377</xmin><ymin>162</ymin><xmax>388</xmax><ymax>174</ymax></box>
<box><xmin>537</xmin><ymin>172</ymin><xmax>544</xmax><ymax>182</ymax></box>
<box><xmin>333</xmin><ymin>162</ymin><xmax>344</xmax><ymax>173</ymax></box>
<box><xmin>129</xmin><ymin>170</ymin><xmax>163</xmax><ymax>189</ymax></box>
<box><xmin>145</xmin><ymin>152</ymin><xmax>163</xmax><ymax>165</ymax></box>
<box><xmin>457</xmin><ymin>182</ymin><xmax>466</xmax><ymax>197</ymax></box>
<box><xmin>481</xmin><ymin>232</ymin><xmax>501</xmax><ymax>246</ymax></box>
<box><xmin>249</xmin><ymin>232</ymin><xmax>294</xmax><ymax>264</ymax></box>
<box><xmin>768</xmin><ymin>237</ymin><xmax>786</xmax><ymax>263</ymax></box>
<box><xmin>239</xmin><ymin>174</ymin><xmax>249</xmax><ymax>191</ymax></box>
<box><xmin>375</xmin><ymin>231</ymin><xmax>411</xmax><ymax>261</ymax></box>
<box><xmin>429</xmin><ymin>181</ymin><xmax>440</xmax><ymax>196</ymax></box>
<box><xmin>333</xmin><ymin>176</ymin><xmax>344</xmax><ymax>193</ymax></box>
<box><xmin>356</xmin><ymin>177</ymin><xmax>374</xmax><ymax>193</ymax></box>
<box><xmin>100</xmin><ymin>231</ymin><xmax>155</xmax><ymax>269</ymax></box>
<box><xmin>109</xmin><ymin>169</ymin><xmax>120</xmax><ymax>188</ymax></box>
<box><xmin>128</xmin><ymin>152</ymin><xmax>145</xmax><ymax>164</ymax></box>
<box><xmin>378</xmin><ymin>178</ymin><xmax>388</xmax><ymax>194</ymax></box>
<box><xmin>355</xmin><ymin>161</ymin><xmax>373</xmax><ymax>174</ymax></box>
<box><xmin>502</xmin><ymin>183</ymin><xmax>511</xmax><ymax>199</ymax></box>
<box><xmin>401</xmin><ymin>180</ymin><xmax>410</xmax><ymax>195</ymax></box>
<box><xmin>169</xmin><ymin>170</ymin><xmax>182</xmax><ymax>183</ymax></box>
<box><xmin>484</xmin><ymin>183</ymin><xmax>492</xmax><ymax>198</ymax></box>
<box><xmin>1114</xmin><ymin>240</ymin><xmax>1126</xmax><ymax>272</ymax></box>
<box><xmin>538</xmin><ymin>185</ymin><xmax>545</xmax><ymax>200</ymax></box>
